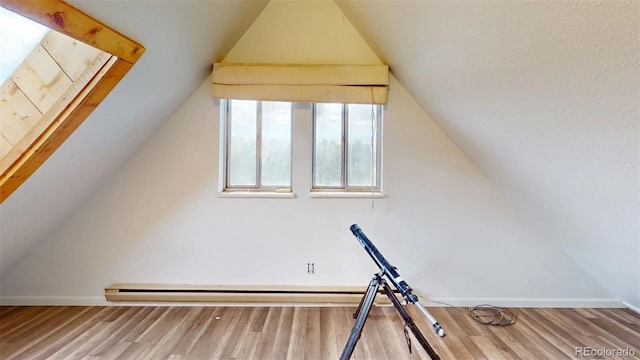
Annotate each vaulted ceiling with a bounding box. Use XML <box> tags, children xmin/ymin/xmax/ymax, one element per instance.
<box><xmin>335</xmin><ymin>0</ymin><xmax>639</xmax><ymax>306</ymax></box>
<box><xmin>0</xmin><ymin>0</ymin><xmax>637</xmax><ymax>306</ymax></box>
<box><xmin>0</xmin><ymin>0</ymin><xmax>269</xmax><ymax>276</ymax></box>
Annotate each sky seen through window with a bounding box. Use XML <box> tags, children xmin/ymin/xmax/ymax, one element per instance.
<box><xmin>0</xmin><ymin>6</ymin><xmax>49</xmax><ymax>83</ymax></box>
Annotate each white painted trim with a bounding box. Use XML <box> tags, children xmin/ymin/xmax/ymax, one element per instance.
<box><xmin>217</xmin><ymin>98</ymin><xmax>226</xmax><ymax>194</ymax></box>
<box><xmin>308</xmin><ymin>191</ymin><xmax>386</xmax><ymax>198</ymax></box>
<box><xmin>217</xmin><ymin>191</ymin><xmax>295</xmax><ymax>198</ymax></box>
<box><xmin>419</xmin><ymin>297</ymin><xmax>624</xmax><ymax>308</ymax></box>
<box><xmin>622</xmin><ymin>301</ymin><xmax>640</xmax><ymax>314</ymax></box>
<box><xmin>0</xmin><ymin>296</ymin><xmax>108</xmax><ymax>306</ymax></box>
<box><xmin>0</xmin><ymin>295</ymin><xmax>623</xmax><ymax>308</ymax></box>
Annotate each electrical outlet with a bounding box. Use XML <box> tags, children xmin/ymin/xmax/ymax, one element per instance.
<box><xmin>307</xmin><ymin>262</ymin><xmax>315</xmax><ymax>274</ymax></box>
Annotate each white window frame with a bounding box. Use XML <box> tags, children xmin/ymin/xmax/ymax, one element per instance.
<box><xmin>311</xmin><ymin>103</ymin><xmax>383</xmax><ymax>192</ymax></box>
<box><xmin>219</xmin><ymin>99</ymin><xmax>294</xmax><ymax>195</ymax></box>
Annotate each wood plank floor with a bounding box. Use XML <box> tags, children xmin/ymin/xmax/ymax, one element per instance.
<box><xmin>0</xmin><ymin>305</ymin><xmax>638</xmax><ymax>359</ymax></box>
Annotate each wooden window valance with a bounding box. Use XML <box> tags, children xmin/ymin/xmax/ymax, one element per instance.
<box><xmin>212</xmin><ymin>63</ymin><xmax>388</xmax><ymax>104</ymax></box>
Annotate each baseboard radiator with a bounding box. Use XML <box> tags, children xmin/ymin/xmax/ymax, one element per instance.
<box><xmin>105</xmin><ymin>283</ymin><xmax>398</xmax><ymax>305</ymax></box>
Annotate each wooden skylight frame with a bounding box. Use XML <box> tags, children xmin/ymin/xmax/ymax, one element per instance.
<box><xmin>0</xmin><ymin>0</ymin><xmax>144</xmax><ymax>203</ymax></box>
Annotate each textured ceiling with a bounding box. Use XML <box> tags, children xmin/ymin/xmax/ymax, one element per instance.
<box><xmin>336</xmin><ymin>0</ymin><xmax>639</xmax><ymax>305</ymax></box>
<box><xmin>0</xmin><ymin>0</ymin><xmax>637</xmax><ymax>306</ymax></box>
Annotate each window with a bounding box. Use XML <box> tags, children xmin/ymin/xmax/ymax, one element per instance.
<box><xmin>313</xmin><ymin>103</ymin><xmax>382</xmax><ymax>191</ymax></box>
<box><xmin>222</xmin><ymin>99</ymin><xmax>292</xmax><ymax>191</ymax></box>
<box><xmin>0</xmin><ymin>6</ymin><xmax>48</xmax><ymax>83</ymax></box>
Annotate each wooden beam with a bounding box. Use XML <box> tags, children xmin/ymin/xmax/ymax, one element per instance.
<box><xmin>0</xmin><ymin>135</ymin><xmax>11</xmax><ymax>159</ymax></box>
<box><xmin>41</xmin><ymin>30</ymin><xmax>105</xmax><ymax>81</ymax></box>
<box><xmin>0</xmin><ymin>0</ymin><xmax>145</xmax><ymax>202</ymax></box>
<box><xmin>0</xmin><ymin>0</ymin><xmax>144</xmax><ymax>64</ymax></box>
<box><xmin>0</xmin><ymin>57</ymin><xmax>130</xmax><ymax>202</ymax></box>
<box><xmin>0</xmin><ymin>79</ymin><xmax>42</xmax><ymax>143</ymax></box>
<box><xmin>0</xmin><ymin>79</ymin><xmax>43</xmax><ymax>129</ymax></box>
<box><xmin>11</xmin><ymin>43</ymin><xmax>73</xmax><ymax>114</ymax></box>
<box><xmin>0</xmin><ymin>53</ymin><xmax>111</xmax><ymax>177</ymax></box>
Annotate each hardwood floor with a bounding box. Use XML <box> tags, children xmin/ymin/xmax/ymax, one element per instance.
<box><xmin>0</xmin><ymin>305</ymin><xmax>638</xmax><ymax>359</ymax></box>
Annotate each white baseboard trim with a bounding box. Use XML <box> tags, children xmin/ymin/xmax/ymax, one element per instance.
<box><xmin>0</xmin><ymin>296</ymin><xmax>108</xmax><ymax>306</ymax></box>
<box><xmin>622</xmin><ymin>301</ymin><xmax>640</xmax><ymax>314</ymax></box>
<box><xmin>418</xmin><ymin>297</ymin><xmax>624</xmax><ymax>308</ymax></box>
<box><xmin>0</xmin><ymin>295</ymin><xmax>624</xmax><ymax>308</ymax></box>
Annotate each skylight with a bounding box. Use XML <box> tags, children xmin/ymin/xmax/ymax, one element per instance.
<box><xmin>0</xmin><ymin>6</ymin><xmax>49</xmax><ymax>83</ymax></box>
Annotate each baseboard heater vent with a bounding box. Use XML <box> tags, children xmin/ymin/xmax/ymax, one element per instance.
<box><xmin>105</xmin><ymin>283</ymin><xmax>398</xmax><ymax>305</ymax></box>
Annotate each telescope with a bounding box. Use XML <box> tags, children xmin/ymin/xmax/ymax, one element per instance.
<box><xmin>340</xmin><ymin>224</ymin><xmax>445</xmax><ymax>360</ymax></box>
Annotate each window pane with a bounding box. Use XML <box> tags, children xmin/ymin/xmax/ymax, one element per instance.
<box><xmin>347</xmin><ymin>104</ymin><xmax>377</xmax><ymax>187</ymax></box>
<box><xmin>228</xmin><ymin>100</ymin><xmax>257</xmax><ymax>186</ymax></box>
<box><xmin>0</xmin><ymin>7</ymin><xmax>49</xmax><ymax>83</ymax></box>
<box><xmin>314</xmin><ymin>103</ymin><xmax>343</xmax><ymax>187</ymax></box>
<box><xmin>261</xmin><ymin>101</ymin><xmax>292</xmax><ymax>187</ymax></box>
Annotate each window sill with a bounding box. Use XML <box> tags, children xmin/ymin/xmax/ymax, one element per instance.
<box><xmin>308</xmin><ymin>191</ymin><xmax>386</xmax><ymax>199</ymax></box>
<box><xmin>218</xmin><ymin>190</ymin><xmax>296</xmax><ymax>198</ymax></box>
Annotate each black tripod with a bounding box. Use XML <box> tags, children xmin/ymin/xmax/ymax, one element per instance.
<box><xmin>339</xmin><ymin>273</ymin><xmax>440</xmax><ymax>360</ymax></box>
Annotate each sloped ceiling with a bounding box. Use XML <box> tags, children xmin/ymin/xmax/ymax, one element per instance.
<box><xmin>0</xmin><ymin>0</ymin><xmax>637</xmax><ymax>307</ymax></box>
<box><xmin>0</xmin><ymin>0</ymin><xmax>269</xmax><ymax>275</ymax></box>
<box><xmin>336</xmin><ymin>0</ymin><xmax>639</xmax><ymax>306</ymax></box>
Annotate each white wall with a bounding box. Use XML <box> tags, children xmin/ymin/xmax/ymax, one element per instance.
<box><xmin>0</xmin><ymin>74</ymin><xmax>615</xmax><ymax>306</ymax></box>
<box><xmin>0</xmin><ymin>0</ymin><xmax>618</xmax><ymax>307</ymax></box>
<box><xmin>222</xmin><ymin>0</ymin><xmax>381</xmax><ymax>65</ymax></box>
<box><xmin>337</xmin><ymin>0</ymin><xmax>640</xmax><ymax>308</ymax></box>
<box><xmin>0</xmin><ymin>0</ymin><xmax>269</xmax><ymax>278</ymax></box>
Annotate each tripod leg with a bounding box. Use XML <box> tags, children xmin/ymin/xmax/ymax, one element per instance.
<box><xmin>381</xmin><ymin>282</ymin><xmax>440</xmax><ymax>360</ymax></box>
<box><xmin>352</xmin><ymin>283</ymin><xmax>369</xmax><ymax>319</ymax></box>
<box><xmin>340</xmin><ymin>276</ymin><xmax>381</xmax><ymax>360</ymax></box>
